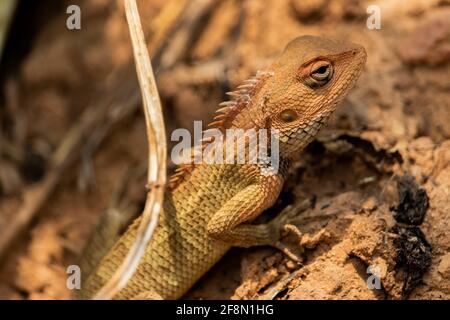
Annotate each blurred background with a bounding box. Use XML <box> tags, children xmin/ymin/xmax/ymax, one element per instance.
<box><xmin>0</xmin><ymin>0</ymin><xmax>449</xmax><ymax>300</ymax></box>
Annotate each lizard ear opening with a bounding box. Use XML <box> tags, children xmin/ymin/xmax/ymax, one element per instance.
<box><xmin>278</xmin><ymin>109</ymin><xmax>298</xmax><ymax>123</ymax></box>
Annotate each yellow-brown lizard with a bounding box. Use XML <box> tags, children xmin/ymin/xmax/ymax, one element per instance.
<box><xmin>78</xmin><ymin>35</ymin><xmax>367</xmax><ymax>299</ymax></box>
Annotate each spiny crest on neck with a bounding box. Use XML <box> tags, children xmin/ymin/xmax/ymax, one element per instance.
<box><xmin>169</xmin><ymin>70</ymin><xmax>273</xmax><ymax>190</ymax></box>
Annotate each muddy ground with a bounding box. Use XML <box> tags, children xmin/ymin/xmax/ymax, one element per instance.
<box><xmin>0</xmin><ymin>0</ymin><xmax>449</xmax><ymax>299</ymax></box>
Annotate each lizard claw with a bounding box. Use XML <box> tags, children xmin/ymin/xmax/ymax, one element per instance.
<box><xmin>273</xmin><ymin>241</ymin><xmax>303</xmax><ymax>264</ymax></box>
<box><xmin>283</xmin><ymin>223</ymin><xmax>303</xmax><ymax>240</ymax></box>
<box><xmin>269</xmin><ymin>200</ymin><xmax>311</xmax><ymax>263</ymax></box>
<box><xmin>276</xmin><ymin>224</ymin><xmax>304</xmax><ymax>263</ymax></box>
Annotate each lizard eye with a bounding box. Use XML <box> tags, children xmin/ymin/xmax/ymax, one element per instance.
<box><xmin>279</xmin><ymin>109</ymin><xmax>298</xmax><ymax>123</ymax></box>
<box><xmin>306</xmin><ymin>60</ymin><xmax>333</xmax><ymax>87</ymax></box>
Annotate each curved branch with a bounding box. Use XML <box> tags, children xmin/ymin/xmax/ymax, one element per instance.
<box><xmin>93</xmin><ymin>0</ymin><xmax>167</xmax><ymax>300</ymax></box>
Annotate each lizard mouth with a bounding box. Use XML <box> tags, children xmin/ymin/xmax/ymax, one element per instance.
<box><xmin>346</xmin><ymin>45</ymin><xmax>367</xmax><ymax>83</ymax></box>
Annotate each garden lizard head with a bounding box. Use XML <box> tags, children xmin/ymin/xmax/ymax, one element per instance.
<box><xmin>227</xmin><ymin>35</ymin><xmax>367</xmax><ymax>159</ymax></box>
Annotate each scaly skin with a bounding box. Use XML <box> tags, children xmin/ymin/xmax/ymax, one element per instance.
<box><xmin>78</xmin><ymin>35</ymin><xmax>367</xmax><ymax>299</ymax></box>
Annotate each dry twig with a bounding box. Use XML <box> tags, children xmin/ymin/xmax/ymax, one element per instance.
<box><xmin>0</xmin><ymin>0</ymin><xmax>218</xmax><ymax>274</ymax></box>
<box><xmin>0</xmin><ymin>0</ymin><xmax>185</xmax><ymax>262</ymax></box>
<box><xmin>92</xmin><ymin>0</ymin><xmax>167</xmax><ymax>300</ymax></box>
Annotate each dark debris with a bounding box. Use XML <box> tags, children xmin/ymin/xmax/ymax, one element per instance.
<box><xmin>391</xmin><ymin>174</ymin><xmax>429</xmax><ymax>225</ymax></box>
<box><xmin>392</xmin><ymin>226</ymin><xmax>432</xmax><ymax>299</ymax></box>
<box><xmin>390</xmin><ymin>174</ymin><xmax>432</xmax><ymax>299</ymax></box>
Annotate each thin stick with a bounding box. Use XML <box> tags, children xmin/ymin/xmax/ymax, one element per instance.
<box><xmin>0</xmin><ymin>0</ymin><xmax>215</xmax><ymax>267</ymax></box>
<box><xmin>92</xmin><ymin>0</ymin><xmax>167</xmax><ymax>299</ymax></box>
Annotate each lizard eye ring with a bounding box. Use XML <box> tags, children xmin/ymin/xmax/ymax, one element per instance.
<box><xmin>307</xmin><ymin>60</ymin><xmax>333</xmax><ymax>87</ymax></box>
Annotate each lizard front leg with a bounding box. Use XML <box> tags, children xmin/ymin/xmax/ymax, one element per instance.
<box><xmin>206</xmin><ymin>175</ymin><xmax>303</xmax><ymax>250</ymax></box>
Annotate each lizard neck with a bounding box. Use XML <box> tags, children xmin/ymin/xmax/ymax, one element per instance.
<box><xmin>169</xmin><ymin>70</ymin><xmax>274</xmax><ymax>190</ymax></box>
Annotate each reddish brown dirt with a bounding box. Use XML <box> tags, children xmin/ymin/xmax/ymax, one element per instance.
<box><xmin>0</xmin><ymin>0</ymin><xmax>449</xmax><ymax>299</ymax></box>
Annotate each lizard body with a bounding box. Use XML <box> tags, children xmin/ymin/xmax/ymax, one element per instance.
<box><xmin>78</xmin><ymin>35</ymin><xmax>366</xmax><ymax>300</ymax></box>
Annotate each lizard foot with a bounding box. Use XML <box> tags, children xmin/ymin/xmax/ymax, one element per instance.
<box><xmin>270</xmin><ymin>199</ymin><xmax>311</xmax><ymax>227</ymax></box>
<box><xmin>269</xmin><ymin>199</ymin><xmax>311</xmax><ymax>263</ymax></box>
<box><xmin>273</xmin><ymin>224</ymin><xmax>304</xmax><ymax>264</ymax></box>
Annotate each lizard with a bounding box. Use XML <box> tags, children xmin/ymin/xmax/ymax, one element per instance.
<box><xmin>77</xmin><ymin>35</ymin><xmax>367</xmax><ymax>300</ymax></box>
